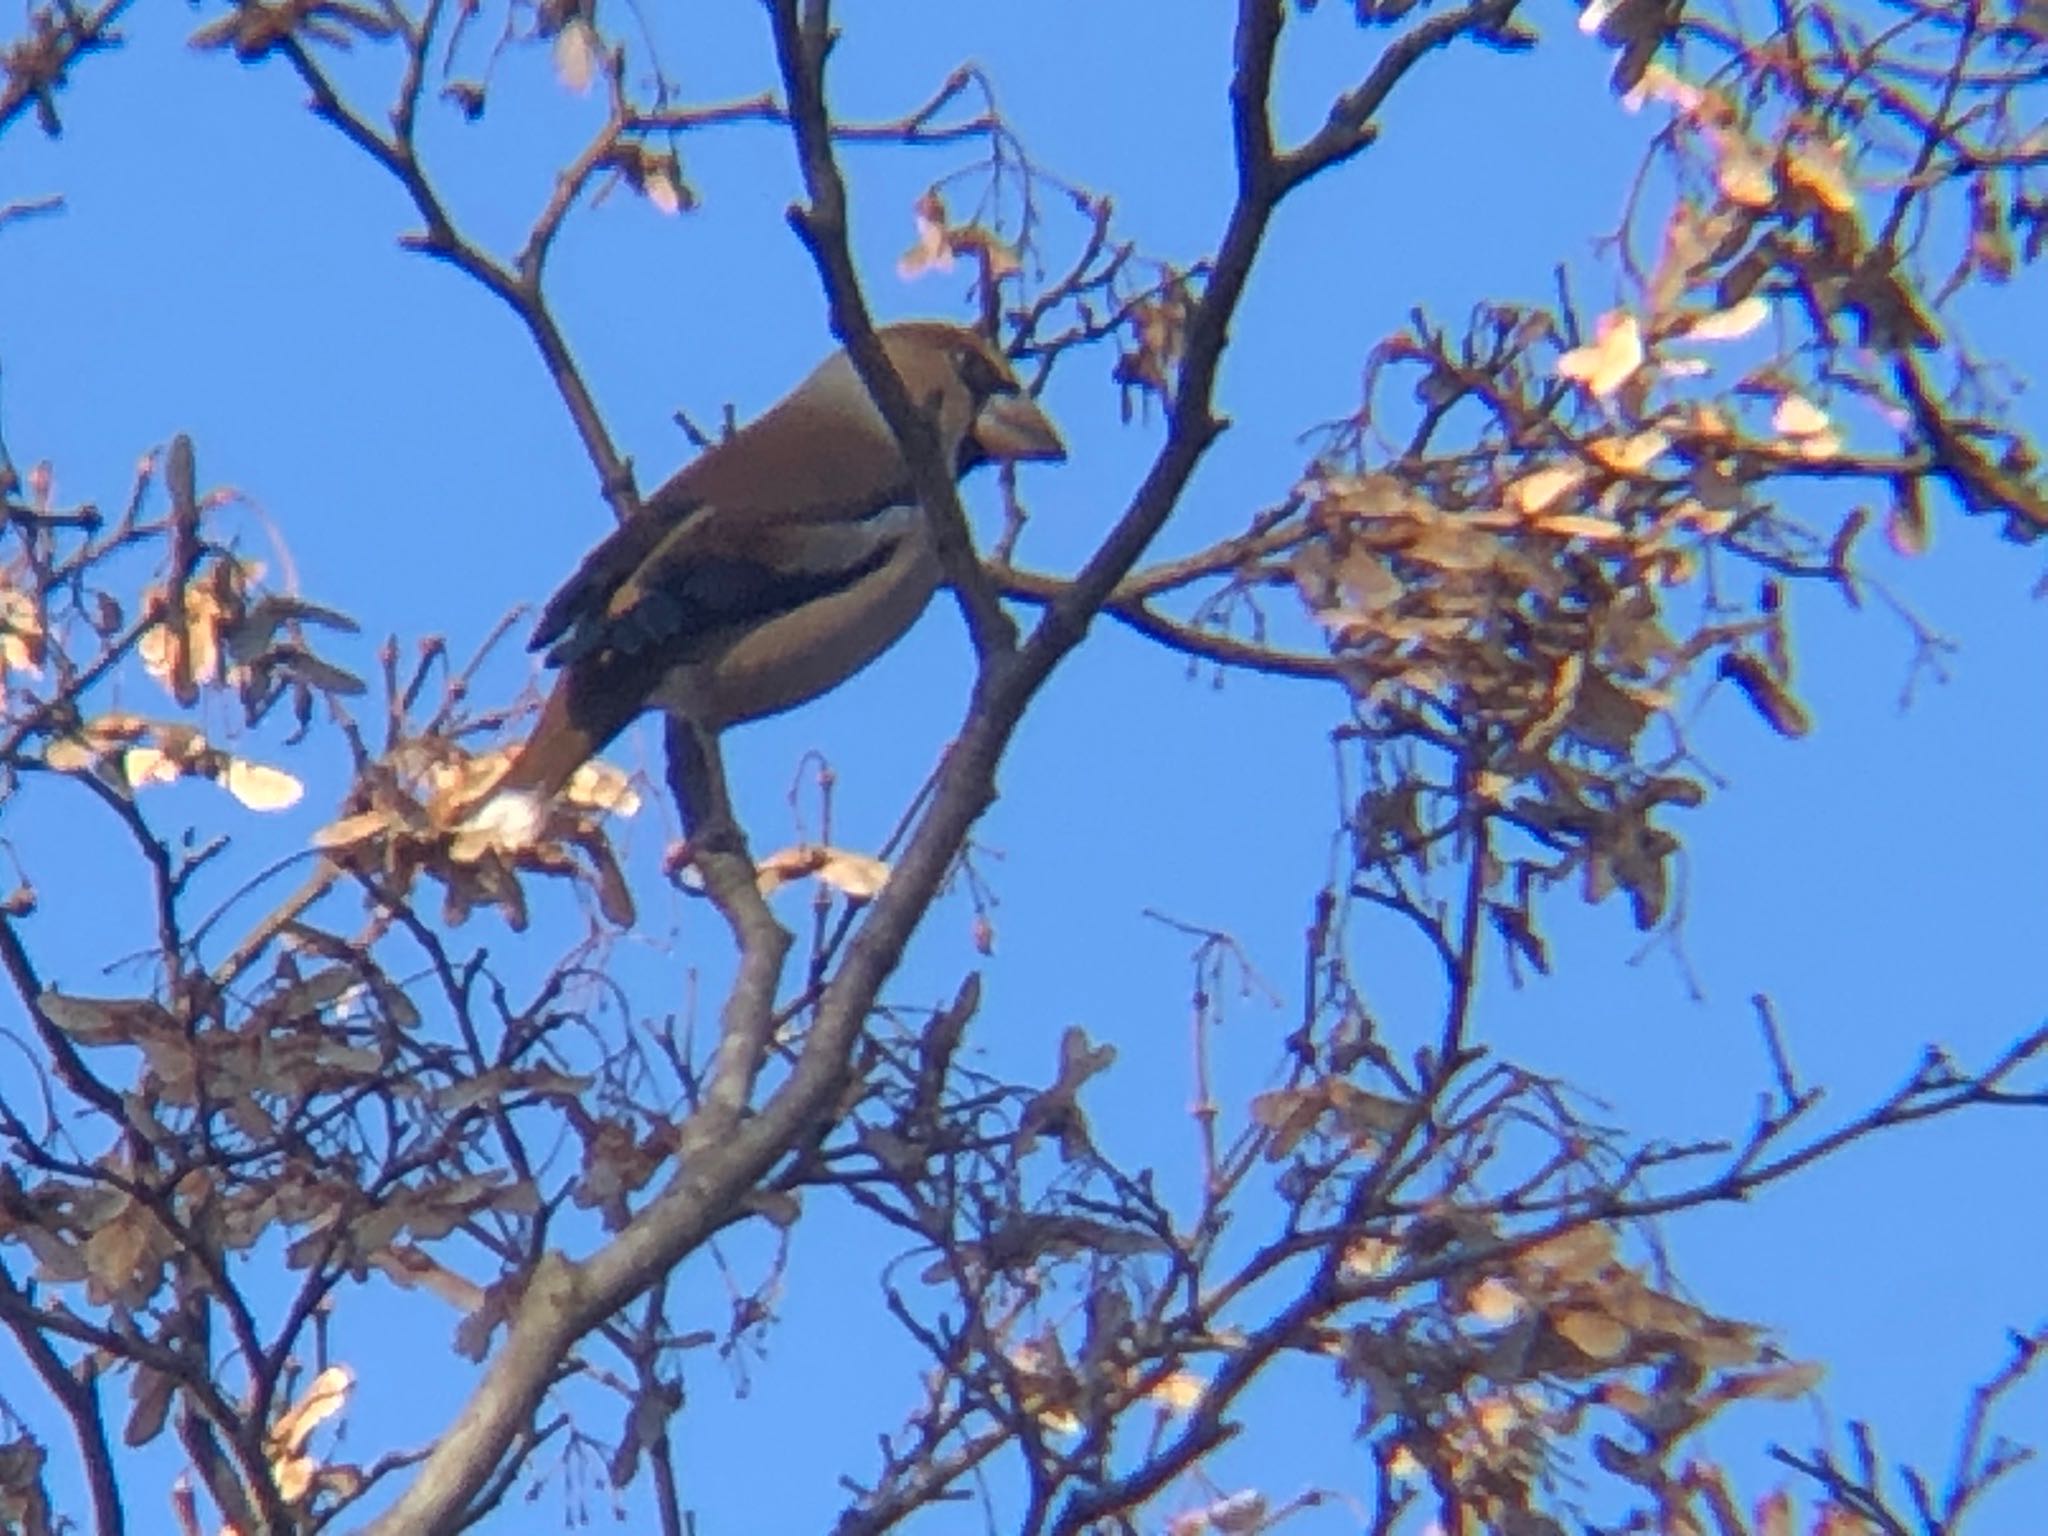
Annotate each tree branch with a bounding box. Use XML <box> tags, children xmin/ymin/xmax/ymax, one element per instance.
<box><xmin>270</xmin><ymin>34</ymin><xmax>641</xmax><ymax>527</ymax></box>
<box><xmin>0</xmin><ymin>0</ymin><xmax>131</xmax><ymax>142</ymax></box>
<box><xmin>1277</xmin><ymin>0</ymin><xmax>1524</xmax><ymax>193</ymax></box>
<box><xmin>765</xmin><ymin>0</ymin><xmax>1018</xmax><ymax>668</ymax></box>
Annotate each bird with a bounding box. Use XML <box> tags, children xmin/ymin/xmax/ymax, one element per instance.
<box><xmin>464</xmin><ymin>321</ymin><xmax>1066</xmax><ymax>845</ymax></box>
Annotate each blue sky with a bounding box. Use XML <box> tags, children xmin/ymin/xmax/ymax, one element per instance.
<box><xmin>3</xmin><ymin>1</ymin><xmax>2044</xmax><ymax>1531</ymax></box>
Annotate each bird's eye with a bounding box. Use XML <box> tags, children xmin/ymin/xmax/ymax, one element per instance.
<box><xmin>958</xmin><ymin>345</ymin><xmax>1019</xmax><ymax>399</ymax></box>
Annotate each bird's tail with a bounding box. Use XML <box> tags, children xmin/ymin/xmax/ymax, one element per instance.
<box><xmin>461</xmin><ymin>663</ymin><xmax>641</xmax><ymax>846</ymax></box>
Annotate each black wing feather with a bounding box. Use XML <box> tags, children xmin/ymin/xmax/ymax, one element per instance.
<box><xmin>539</xmin><ymin>507</ymin><xmax>913</xmax><ymax>668</ymax></box>
<box><xmin>529</xmin><ymin>496</ymin><xmax>702</xmax><ymax>655</ymax></box>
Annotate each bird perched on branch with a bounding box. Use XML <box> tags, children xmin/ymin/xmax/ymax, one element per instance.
<box><xmin>466</xmin><ymin>321</ymin><xmax>1066</xmax><ymax>845</ymax></box>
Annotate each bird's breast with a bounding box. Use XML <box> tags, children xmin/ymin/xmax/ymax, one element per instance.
<box><xmin>655</xmin><ymin>516</ymin><xmax>942</xmax><ymax>729</ymax></box>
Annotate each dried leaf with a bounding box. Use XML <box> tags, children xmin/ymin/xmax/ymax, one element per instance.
<box><xmin>223</xmin><ymin>759</ymin><xmax>304</xmax><ymax>811</ymax></box>
<box><xmin>553</xmin><ymin>17</ymin><xmax>599</xmax><ymax>92</ymax></box>
<box><xmin>271</xmin><ymin>1366</ymin><xmax>352</xmax><ymax>1457</ymax></box>
<box><xmin>49</xmin><ymin>712</ymin><xmax>151</xmax><ymax>774</ymax></box>
<box><xmin>1720</xmin><ymin>652</ymin><xmax>1812</xmax><ymax>738</ymax></box>
<box><xmin>1587</xmin><ymin>429</ymin><xmax>1670</xmax><ymax>473</ymax></box>
<box><xmin>1328</xmin><ymin>1080</ymin><xmax>1409</xmax><ymax>1141</ymax></box>
<box><xmin>1251</xmin><ymin>1086</ymin><xmax>1323</xmax><ymax>1159</ymax></box>
<box><xmin>1723</xmin><ymin>1359</ymin><xmax>1825</xmax><ymax>1401</ymax></box>
<box><xmin>1507</xmin><ymin>463</ymin><xmax>1587</xmax><ymax>515</ymax></box>
<box><xmin>38</xmin><ymin>992</ymin><xmax>178</xmax><ymax>1044</ymax></box>
<box><xmin>1715</xmin><ymin>136</ymin><xmax>1777</xmax><ymax>208</ymax></box>
<box><xmin>755</xmin><ymin>843</ymin><xmax>889</xmax><ymax>899</ymax></box>
<box><xmin>1968</xmin><ymin>177</ymin><xmax>2015</xmax><ymax>284</ymax></box>
<box><xmin>44</xmin><ymin>736</ymin><xmax>102</xmax><ymax>773</ymax></box>
<box><xmin>126</xmin><ymin>1366</ymin><xmax>175</xmax><ymax>1447</ymax></box>
<box><xmin>312</xmin><ymin>810</ymin><xmax>396</xmax><ymax>850</ymax></box>
<box><xmin>565</xmin><ymin>823</ymin><xmax>637</xmax><ymax>927</ymax></box>
<box><xmin>122</xmin><ymin>746</ymin><xmax>184</xmax><ymax>789</ymax></box>
<box><xmin>1557</xmin><ymin>311</ymin><xmax>1644</xmax><ymax>398</ymax></box>
<box><xmin>754</xmin><ymin>844</ymin><xmax>820</xmax><ymax>895</ymax></box>
<box><xmin>897</xmin><ymin>191</ymin><xmax>954</xmax><ymax>280</ymax></box>
<box><xmin>949</xmin><ymin>223</ymin><xmax>1022</xmax><ymax>281</ymax></box>
<box><xmin>1623</xmin><ymin>63</ymin><xmax>1704</xmax><ymax>114</ymax></box>
<box><xmin>1007</xmin><ymin>1341</ymin><xmax>1083</xmax><ymax>1435</ymax></box>
<box><xmin>1771</xmin><ymin>393</ymin><xmax>1831</xmax><ymax>439</ymax></box>
<box><xmin>1472</xmin><ymin>1393</ymin><xmax>1521</xmax><ymax>1443</ymax></box>
<box><xmin>1517</xmin><ymin>1224</ymin><xmax>1616</xmax><ymax>1285</ymax></box>
<box><xmin>139</xmin><ymin>584</ymin><xmax>225</xmax><ymax>697</ymax></box>
<box><xmin>564</xmin><ymin>760</ymin><xmax>641</xmax><ymax>815</ymax></box>
<box><xmin>224</xmin><ymin>593</ymin><xmax>360</xmax><ymax>662</ymax></box>
<box><xmin>1681</xmin><ymin>295</ymin><xmax>1770</xmax><ymax>341</ymax></box>
<box><xmin>83</xmin><ymin>1208</ymin><xmax>159</xmax><ymax>1306</ymax></box>
<box><xmin>1887</xmin><ymin>477</ymin><xmax>1932</xmax><ymax>557</ymax></box>
<box><xmin>1209</xmin><ymin>1490</ymin><xmax>1269</xmax><ymax>1534</ymax></box>
<box><xmin>1467</xmin><ymin>1276</ymin><xmax>1524</xmax><ymax>1324</ymax></box>
<box><xmin>0</xmin><ymin>585</ymin><xmax>46</xmax><ymax>678</ymax></box>
<box><xmin>369</xmin><ymin>1244</ymin><xmax>490</xmax><ymax>1312</ymax></box>
<box><xmin>1572</xmin><ymin>672</ymin><xmax>1658</xmax><ymax>755</ymax></box>
<box><xmin>1553</xmin><ymin>1306</ymin><xmax>1631</xmax><ymax>1360</ymax></box>
<box><xmin>1578</xmin><ymin>0</ymin><xmax>1622</xmax><ymax>32</ymax></box>
<box><xmin>1540</xmin><ymin>511</ymin><xmax>1630</xmax><ymax>542</ymax></box>
<box><xmin>1521</xmin><ymin>653</ymin><xmax>1584</xmax><ymax>753</ymax></box>
<box><xmin>816</xmin><ymin>849</ymin><xmax>889</xmax><ymax>899</ymax></box>
<box><xmin>1335</xmin><ymin>545</ymin><xmax>1402</xmax><ymax>613</ymax></box>
<box><xmin>1147</xmin><ymin>1370</ymin><xmax>1206</xmax><ymax>1413</ymax></box>
<box><xmin>1340</xmin><ymin>1235</ymin><xmax>1400</xmax><ymax>1279</ymax></box>
<box><xmin>1786</xmin><ymin>136</ymin><xmax>1856</xmax><ymax>214</ymax></box>
<box><xmin>273</xmin><ymin>646</ymin><xmax>369</xmax><ymax>697</ymax></box>
<box><xmin>643</xmin><ymin>167</ymin><xmax>683</xmax><ymax>216</ymax></box>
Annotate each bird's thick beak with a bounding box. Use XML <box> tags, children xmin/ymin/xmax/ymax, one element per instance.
<box><xmin>971</xmin><ymin>392</ymin><xmax>1067</xmax><ymax>463</ymax></box>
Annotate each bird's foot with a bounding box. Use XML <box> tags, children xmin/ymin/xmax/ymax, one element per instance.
<box><xmin>661</xmin><ymin>810</ymin><xmax>749</xmax><ymax>895</ymax></box>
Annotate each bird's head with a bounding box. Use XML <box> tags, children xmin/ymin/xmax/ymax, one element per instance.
<box><xmin>875</xmin><ymin>322</ymin><xmax>1067</xmax><ymax>472</ymax></box>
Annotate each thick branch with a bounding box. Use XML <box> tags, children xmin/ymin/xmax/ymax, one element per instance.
<box><xmin>369</xmin><ymin>3</ymin><xmax>1374</xmax><ymax>1528</ymax></box>
<box><xmin>766</xmin><ymin>1</ymin><xmax>1017</xmax><ymax>666</ymax></box>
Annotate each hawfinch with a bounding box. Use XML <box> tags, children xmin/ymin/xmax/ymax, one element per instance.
<box><xmin>469</xmin><ymin>321</ymin><xmax>1065</xmax><ymax>841</ymax></box>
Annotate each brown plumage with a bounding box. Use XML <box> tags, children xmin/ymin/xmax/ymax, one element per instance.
<box><xmin>472</xmin><ymin>322</ymin><xmax>1064</xmax><ymax>838</ymax></box>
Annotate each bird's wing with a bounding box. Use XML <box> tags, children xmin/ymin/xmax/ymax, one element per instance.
<box><xmin>537</xmin><ymin>500</ymin><xmax>919</xmax><ymax>668</ymax></box>
<box><xmin>528</xmin><ymin>490</ymin><xmax>700</xmax><ymax>657</ymax></box>
<box><xmin>530</xmin><ymin>371</ymin><xmax>916</xmax><ymax>662</ymax></box>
